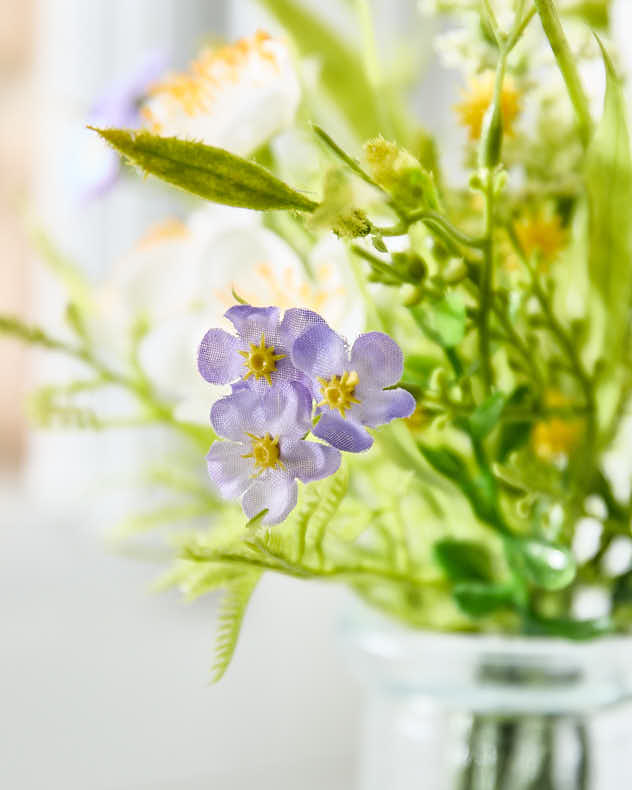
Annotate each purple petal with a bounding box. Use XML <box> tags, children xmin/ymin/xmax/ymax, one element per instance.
<box><xmin>351</xmin><ymin>332</ymin><xmax>404</xmax><ymax>391</ymax></box>
<box><xmin>225</xmin><ymin>305</ymin><xmax>281</xmax><ymax>344</ymax></box>
<box><xmin>206</xmin><ymin>442</ymin><xmax>253</xmax><ymax>499</ymax></box>
<box><xmin>260</xmin><ymin>382</ymin><xmax>313</xmax><ymax>440</ymax></box>
<box><xmin>242</xmin><ymin>477</ymin><xmax>298</xmax><ymax>524</ymax></box>
<box><xmin>279</xmin><ymin>308</ymin><xmax>327</xmax><ymax>345</ymax></box>
<box><xmin>291</xmin><ymin>324</ymin><xmax>348</xmax><ymax>381</ymax></box>
<box><xmin>282</xmin><ymin>440</ymin><xmax>341</xmax><ymax>483</ymax></box>
<box><xmin>198</xmin><ymin>328</ymin><xmax>243</xmax><ymax>384</ymax></box>
<box><xmin>312</xmin><ymin>413</ymin><xmax>373</xmax><ymax>453</ymax></box>
<box><xmin>354</xmin><ymin>388</ymin><xmax>416</xmax><ymax>427</ymax></box>
<box><xmin>210</xmin><ymin>388</ymin><xmax>265</xmax><ymax>440</ymax></box>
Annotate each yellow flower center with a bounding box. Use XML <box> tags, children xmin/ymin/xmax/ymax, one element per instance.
<box><xmin>242</xmin><ymin>432</ymin><xmax>283</xmax><ymax>472</ymax></box>
<box><xmin>318</xmin><ymin>370</ymin><xmax>361</xmax><ymax>418</ymax></box>
<box><xmin>238</xmin><ymin>333</ymin><xmax>286</xmax><ymax>385</ymax></box>
<box><xmin>455</xmin><ymin>70</ymin><xmax>521</xmax><ymax>141</ymax></box>
<box><xmin>531</xmin><ymin>391</ymin><xmax>584</xmax><ymax>462</ymax></box>
<box><xmin>515</xmin><ymin>213</ymin><xmax>566</xmax><ymax>266</ymax></box>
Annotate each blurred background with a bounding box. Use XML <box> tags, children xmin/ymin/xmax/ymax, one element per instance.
<box><xmin>2</xmin><ymin>1</ymin><xmax>632</xmax><ymax>788</ymax></box>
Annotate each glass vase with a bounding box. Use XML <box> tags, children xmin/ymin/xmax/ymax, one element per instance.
<box><xmin>340</xmin><ymin>603</ymin><xmax>632</xmax><ymax>789</ymax></box>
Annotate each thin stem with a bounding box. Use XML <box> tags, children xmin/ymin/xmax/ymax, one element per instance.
<box><xmin>533</xmin><ymin>0</ymin><xmax>592</xmax><ymax>146</ymax></box>
<box><xmin>479</xmin><ymin>176</ymin><xmax>496</xmax><ymax>393</ymax></box>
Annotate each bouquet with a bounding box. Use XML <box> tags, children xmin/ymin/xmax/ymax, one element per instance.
<box><xmin>4</xmin><ymin>0</ymin><xmax>632</xmax><ymax>692</ymax></box>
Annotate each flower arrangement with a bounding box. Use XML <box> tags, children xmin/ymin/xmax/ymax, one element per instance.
<box><xmin>3</xmin><ymin>0</ymin><xmax>632</xmax><ymax>688</ymax></box>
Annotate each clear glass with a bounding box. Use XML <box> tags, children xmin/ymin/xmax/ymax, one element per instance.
<box><xmin>340</xmin><ymin>602</ymin><xmax>632</xmax><ymax>789</ymax></box>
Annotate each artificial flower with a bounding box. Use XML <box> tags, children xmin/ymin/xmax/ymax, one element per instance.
<box><xmin>141</xmin><ymin>31</ymin><xmax>300</xmax><ymax>156</ymax></box>
<box><xmin>292</xmin><ymin>324</ymin><xmax>416</xmax><ymax>452</ymax></box>
<box><xmin>198</xmin><ymin>305</ymin><xmax>325</xmax><ymax>394</ymax></box>
<box><xmin>455</xmin><ymin>70</ymin><xmax>521</xmax><ymax>140</ymax></box>
<box><xmin>207</xmin><ymin>383</ymin><xmax>340</xmax><ymax>524</ymax></box>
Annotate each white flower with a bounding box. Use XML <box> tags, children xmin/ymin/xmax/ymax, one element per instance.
<box><xmin>96</xmin><ymin>207</ymin><xmax>364</xmax><ymax>425</ymax></box>
<box><xmin>141</xmin><ymin>31</ymin><xmax>300</xmax><ymax>157</ymax></box>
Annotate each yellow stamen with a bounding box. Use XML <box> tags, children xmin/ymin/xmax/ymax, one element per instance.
<box><xmin>317</xmin><ymin>370</ymin><xmax>361</xmax><ymax>418</ymax></box>
<box><xmin>238</xmin><ymin>333</ymin><xmax>286</xmax><ymax>385</ymax></box>
<box><xmin>241</xmin><ymin>432</ymin><xmax>284</xmax><ymax>474</ymax></box>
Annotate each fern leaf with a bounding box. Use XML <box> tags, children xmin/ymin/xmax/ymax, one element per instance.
<box><xmin>212</xmin><ymin>572</ymin><xmax>261</xmax><ymax>682</ymax></box>
<box><xmin>305</xmin><ymin>464</ymin><xmax>350</xmax><ymax>562</ymax></box>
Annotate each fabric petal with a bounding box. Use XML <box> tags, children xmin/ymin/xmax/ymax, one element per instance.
<box><xmin>291</xmin><ymin>324</ymin><xmax>348</xmax><ymax>380</ymax></box>
<box><xmin>353</xmin><ymin>387</ymin><xmax>416</xmax><ymax>427</ymax></box>
<box><xmin>210</xmin><ymin>388</ymin><xmax>265</xmax><ymax>440</ymax></box>
<box><xmin>312</xmin><ymin>412</ymin><xmax>373</xmax><ymax>453</ymax></box>
<box><xmin>351</xmin><ymin>332</ymin><xmax>404</xmax><ymax>390</ymax></box>
<box><xmin>261</xmin><ymin>382</ymin><xmax>313</xmax><ymax>440</ymax></box>
<box><xmin>242</xmin><ymin>477</ymin><xmax>298</xmax><ymax>525</ymax></box>
<box><xmin>206</xmin><ymin>442</ymin><xmax>253</xmax><ymax>499</ymax></box>
<box><xmin>197</xmin><ymin>328</ymin><xmax>243</xmax><ymax>384</ymax></box>
<box><xmin>282</xmin><ymin>440</ymin><xmax>341</xmax><ymax>483</ymax></box>
<box><xmin>279</xmin><ymin>308</ymin><xmax>327</xmax><ymax>345</ymax></box>
<box><xmin>225</xmin><ymin>305</ymin><xmax>281</xmax><ymax>344</ymax></box>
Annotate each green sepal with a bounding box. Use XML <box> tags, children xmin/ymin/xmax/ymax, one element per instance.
<box><xmin>453</xmin><ymin>582</ymin><xmax>517</xmax><ymax>617</ymax></box>
<box><xmin>92</xmin><ymin>128</ymin><xmax>319</xmax><ymax>212</ymax></box>
<box><xmin>434</xmin><ymin>538</ymin><xmax>494</xmax><ymax>583</ymax></box>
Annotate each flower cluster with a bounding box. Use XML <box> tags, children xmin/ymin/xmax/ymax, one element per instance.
<box><xmin>198</xmin><ymin>306</ymin><xmax>415</xmax><ymax>523</ymax></box>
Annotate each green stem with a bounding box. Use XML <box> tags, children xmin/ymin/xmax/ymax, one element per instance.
<box><xmin>479</xmin><ymin>176</ymin><xmax>496</xmax><ymax>394</ymax></box>
<box><xmin>533</xmin><ymin>0</ymin><xmax>592</xmax><ymax>146</ymax></box>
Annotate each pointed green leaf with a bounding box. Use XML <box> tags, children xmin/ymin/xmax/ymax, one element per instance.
<box><xmin>212</xmin><ymin>572</ymin><xmax>261</xmax><ymax>682</ymax></box>
<box><xmin>585</xmin><ymin>39</ymin><xmax>632</xmax><ymax>356</ymax></box>
<box><xmin>434</xmin><ymin>539</ymin><xmax>494</xmax><ymax>583</ymax></box>
<box><xmin>418</xmin><ymin>444</ymin><xmax>506</xmax><ymax>531</ymax></box>
<box><xmin>453</xmin><ymin>582</ymin><xmax>517</xmax><ymax>617</ymax></box>
<box><xmin>468</xmin><ymin>392</ymin><xmax>507</xmax><ymax>440</ymax></box>
<box><xmin>93</xmin><ymin>128</ymin><xmax>319</xmax><ymax>212</ymax></box>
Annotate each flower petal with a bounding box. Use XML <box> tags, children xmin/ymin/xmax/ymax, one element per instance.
<box><xmin>291</xmin><ymin>324</ymin><xmax>347</xmax><ymax>380</ymax></box>
<box><xmin>210</xmin><ymin>388</ymin><xmax>265</xmax><ymax>440</ymax></box>
<box><xmin>197</xmin><ymin>328</ymin><xmax>243</xmax><ymax>384</ymax></box>
<box><xmin>282</xmin><ymin>440</ymin><xmax>341</xmax><ymax>483</ymax></box>
<box><xmin>261</xmin><ymin>382</ymin><xmax>313</xmax><ymax>440</ymax></box>
<box><xmin>225</xmin><ymin>305</ymin><xmax>281</xmax><ymax>344</ymax></box>
<box><xmin>351</xmin><ymin>332</ymin><xmax>404</xmax><ymax>390</ymax></box>
<box><xmin>353</xmin><ymin>388</ymin><xmax>416</xmax><ymax>427</ymax></box>
<box><xmin>206</xmin><ymin>441</ymin><xmax>253</xmax><ymax>499</ymax></box>
<box><xmin>312</xmin><ymin>413</ymin><xmax>373</xmax><ymax>453</ymax></box>
<box><xmin>279</xmin><ymin>308</ymin><xmax>327</xmax><ymax>345</ymax></box>
<box><xmin>242</xmin><ymin>477</ymin><xmax>298</xmax><ymax>525</ymax></box>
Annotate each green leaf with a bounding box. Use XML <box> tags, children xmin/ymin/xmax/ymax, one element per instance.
<box><xmin>468</xmin><ymin>392</ymin><xmax>507</xmax><ymax>440</ymax></box>
<box><xmin>434</xmin><ymin>539</ymin><xmax>494</xmax><ymax>583</ymax></box>
<box><xmin>524</xmin><ymin>613</ymin><xmax>614</xmax><ymax>640</ymax></box>
<box><xmin>419</xmin><ymin>444</ymin><xmax>505</xmax><ymax>531</ymax></box>
<box><xmin>257</xmin><ymin>0</ymin><xmax>381</xmax><ymax>141</ymax></box>
<box><xmin>453</xmin><ymin>582</ymin><xmax>516</xmax><ymax>617</ymax></box>
<box><xmin>93</xmin><ymin>128</ymin><xmax>319</xmax><ymax>212</ymax></box>
<box><xmin>585</xmin><ymin>39</ymin><xmax>632</xmax><ymax>356</ymax></box>
<box><xmin>510</xmin><ymin>538</ymin><xmax>577</xmax><ymax>591</ymax></box>
<box><xmin>246</xmin><ymin>509</ymin><xmax>269</xmax><ymax>529</ymax></box>
<box><xmin>496</xmin><ymin>386</ymin><xmax>531</xmax><ymax>461</ymax></box>
<box><xmin>212</xmin><ymin>572</ymin><xmax>261</xmax><ymax>682</ymax></box>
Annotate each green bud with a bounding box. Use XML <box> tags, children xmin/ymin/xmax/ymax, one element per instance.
<box><xmin>478</xmin><ymin>100</ymin><xmax>503</xmax><ymax>169</ymax></box>
<box><xmin>308</xmin><ymin>168</ymin><xmax>370</xmax><ymax>238</ymax></box>
<box><xmin>364</xmin><ymin>135</ymin><xmax>440</xmax><ymax>210</ymax></box>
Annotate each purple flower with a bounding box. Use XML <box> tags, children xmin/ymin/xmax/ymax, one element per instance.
<box><xmin>292</xmin><ymin>325</ymin><xmax>415</xmax><ymax>452</ymax></box>
<box><xmin>198</xmin><ymin>305</ymin><xmax>326</xmax><ymax>394</ymax></box>
<box><xmin>207</xmin><ymin>382</ymin><xmax>341</xmax><ymax>524</ymax></box>
<box><xmin>80</xmin><ymin>51</ymin><xmax>168</xmax><ymax>201</ymax></box>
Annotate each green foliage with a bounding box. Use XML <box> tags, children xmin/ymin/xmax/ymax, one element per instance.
<box><xmin>453</xmin><ymin>582</ymin><xmax>517</xmax><ymax>617</ymax></box>
<box><xmin>93</xmin><ymin>129</ymin><xmax>319</xmax><ymax>212</ymax></box>
<box><xmin>257</xmin><ymin>0</ymin><xmax>382</xmax><ymax>141</ymax></box>
<box><xmin>585</xmin><ymin>39</ymin><xmax>632</xmax><ymax>368</ymax></box>
<box><xmin>212</xmin><ymin>572</ymin><xmax>262</xmax><ymax>682</ymax></box>
<box><xmin>509</xmin><ymin>539</ymin><xmax>577</xmax><ymax>592</ymax></box>
<box><xmin>434</xmin><ymin>539</ymin><xmax>494</xmax><ymax>582</ymax></box>
<box><xmin>467</xmin><ymin>392</ymin><xmax>506</xmax><ymax>441</ymax></box>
